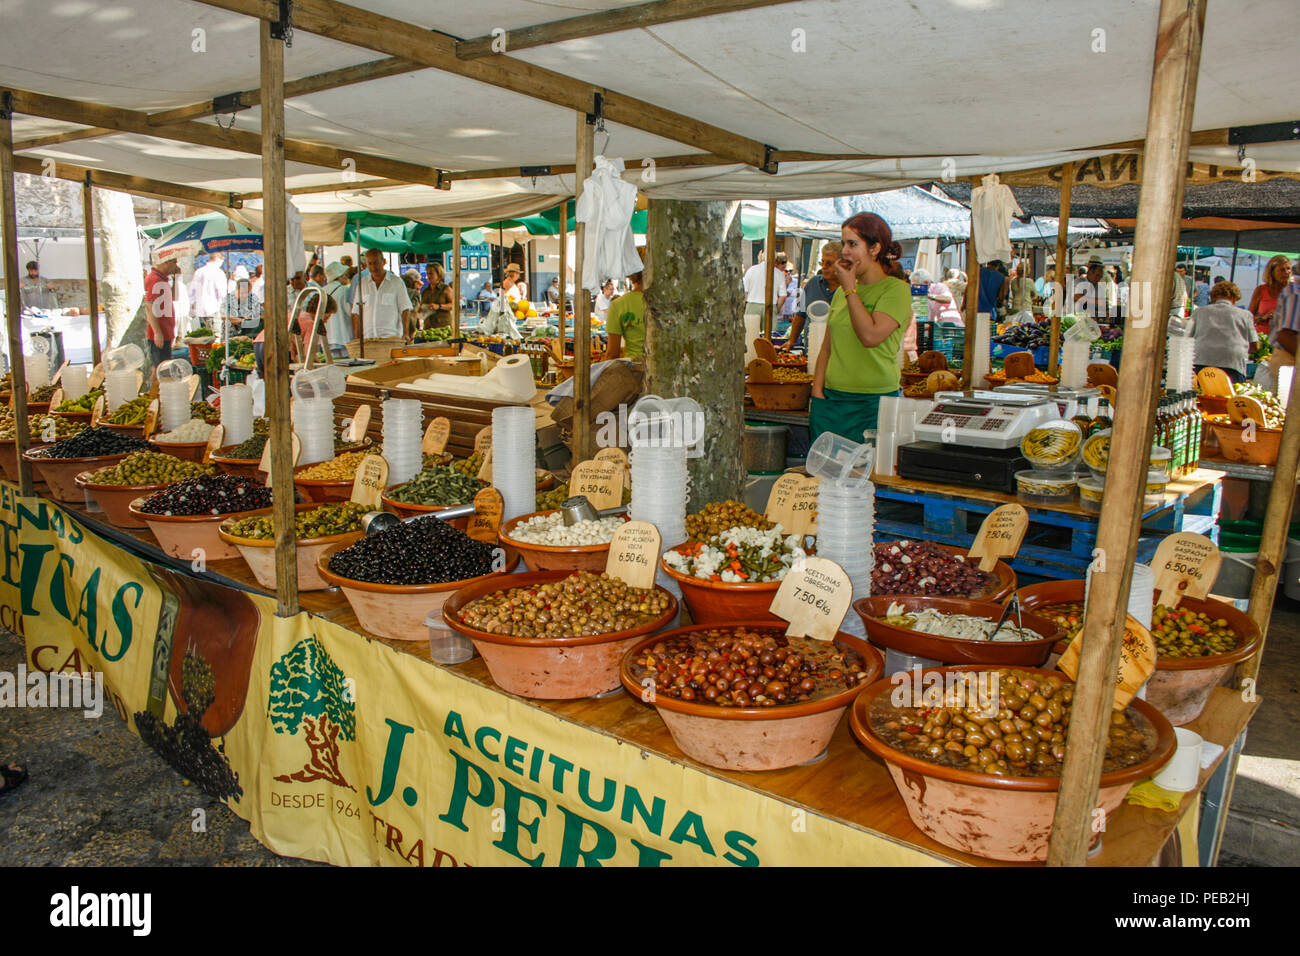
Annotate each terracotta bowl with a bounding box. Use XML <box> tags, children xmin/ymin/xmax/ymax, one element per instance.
<box><xmin>442</xmin><ymin>569</ymin><xmax>679</xmax><ymax>698</ymax></box>
<box><xmin>874</xmin><ymin>541</ymin><xmax>1017</xmax><ymax>603</ymax></box>
<box><xmin>210</xmin><ymin>443</ymin><xmax>262</xmax><ymax>480</ymax></box>
<box><xmin>0</xmin><ymin>439</ymin><xmax>51</xmax><ymax>483</ymax></box>
<box><xmin>52</xmin><ymin>410</ymin><xmax>93</xmax><ymax>425</ymax></box>
<box><xmin>128</xmin><ymin>495</ymin><xmax>259</xmax><ymax>561</ymax></box>
<box><xmin>74</xmin><ymin>472</ymin><xmax>172</xmax><ymax>529</ymax></box>
<box><xmin>317</xmin><ymin>542</ymin><xmax>520</xmax><ymax>642</ymax></box>
<box><xmin>621</xmin><ymin>623</ymin><xmax>883</xmax><ymax>771</ymax></box>
<box><xmin>149</xmin><ymin>438</ymin><xmax>210</xmax><ymax>463</ymax></box>
<box><xmin>658</xmin><ymin>547</ymin><xmax>784</xmax><ymax>625</ymax></box>
<box><xmin>1016</xmin><ymin>579</ymin><xmax>1260</xmax><ymax>725</ymax></box>
<box><xmin>218</xmin><ymin>503</ymin><xmax>363</xmax><ymax>592</ymax></box>
<box><xmin>25</xmin><ymin>449</ymin><xmax>133</xmax><ymax>502</ymax></box>
<box><xmin>25</xmin><ymin>401</ymin><xmax>52</xmax><ymax>416</ymax></box>
<box><xmin>293</xmin><ymin>464</ymin><xmax>355</xmax><ymax>503</ymax></box>
<box><xmin>1209</xmin><ymin>422</ymin><xmax>1281</xmax><ymax>466</ymax></box>
<box><xmin>854</xmin><ymin>595</ymin><xmax>1063</xmax><ymax>667</ymax></box>
<box><xmin>536</xmin><ymin>469</ymin><xmax>556</xmax><ymax>492</ymax></box>
<box><xmin>849</xmin><ymin>665</ymin><xmax>1175</xmax><ymax>862</ymax></box>
<box><xmin>380</xmin><ymin>481</ymin><xmax>477</xmax><ymax>529</ymax></box>
<box><xmin>103</xmin><ymin>421</ymin><xmax>146</xmax><ymax>439</ymax></box>
<box><xmin>497</xmin><ymin>509</ymin><xmax>627</xmax><ymax>572</ymax></box>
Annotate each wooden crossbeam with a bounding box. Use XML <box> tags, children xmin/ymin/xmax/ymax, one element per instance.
<box><xmin>456</xmin><ymin>0</ymin><xmax>800</xmax><ymax>58</ymax></box>
<box><xmin>14</xmin><ymin>126</ymin><xmax>115</xmax><ymax>151</ymax></box>
<box><xmin>5</xmin><ymin>88</ymin><xmax>446</xmax><ymax>187</ymax></box>
<box><xmin>194</xmin><ymin>0</ymin><xmax>775</xmax><ymax>171</ymax></box>
<box><xmin>12</xmin><ymin>155</ymin><xmax>238</xmax><ymax>209</ymax></box>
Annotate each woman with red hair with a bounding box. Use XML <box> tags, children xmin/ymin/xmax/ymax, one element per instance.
<box><xmin>810</xmin><ymin>213</ymin><xmax>911</xmax><ymax>442</ymax></box>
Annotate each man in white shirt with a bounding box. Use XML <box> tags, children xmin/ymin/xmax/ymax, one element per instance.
<box><xmin>741</xmin><ymin>251</ymin><xmax>786</xmax><ymax>362</ymax></box>
<box><xmin>349</xmin><ymin>248</ymin><xmax>412</xmax><ymax>356</ymax></box>
<box><xmin>189</xmin><ymin>252</ymin><xmax>226</xmax><ymax>336</ymax></box>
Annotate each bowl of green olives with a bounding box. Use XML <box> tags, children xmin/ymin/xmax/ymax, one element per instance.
<box><xmin>75</xmin><ymin>452</ymin><xmax>215</xmax><ymax>528</ymax></box>
<box><xmin>219</xmin><ymin>502</ymin><xmax>368</xmax><ymax>591</ymax></box>
<box><xmin>1016</xmin><ymin>579</ymin><xmax>1260</xmax><ymax>725</ymax></box>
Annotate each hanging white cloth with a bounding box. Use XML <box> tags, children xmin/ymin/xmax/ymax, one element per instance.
<box><xmin>575</xmin><ymin>156</ymin><xmax>642</xmax><ymax>293</ymax></box>
<box><xmin>970</xmin><ymin>173</ymin><xmax>1023</xmax><ymax>265</ymax></box>
<box><xmin>285</xmin><ymin>199</ymin><xmax>307</xmax><ymax>277</ymax></box>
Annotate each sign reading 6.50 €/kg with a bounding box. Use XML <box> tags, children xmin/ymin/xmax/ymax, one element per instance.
<box><xmin>1152</xmin><ymin>532</ymin><xmax>1220</xmax><ymax>608</ymax></box>
<box><xmin>605</xmin><ymin>521</ymin><xmax>661</xmax><ymax>590</ymax></box>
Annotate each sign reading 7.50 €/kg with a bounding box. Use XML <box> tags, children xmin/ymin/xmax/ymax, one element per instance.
<box><xmin>764</xmin><ymin>473</ymin><xmax>819</xmax><ymax>537</ymax></box>
<box><xmin>969</xmin><ymin>504</ymin><xmax>1028</xmax><ymax>572</ymax></box>
<box><xmin>769</xmin><ymin>556</ymin><xmax>851</xmax><ymax>642</ymax></box>
<box><xmin>605</xmin><ymin>521</ymin><xmax>661</xmax><ymax>590</ymax></box>
<box><xmin>1152</xmin><ymin>532</ymin><xmax>1220</xmax><ymax>608</ymax></box>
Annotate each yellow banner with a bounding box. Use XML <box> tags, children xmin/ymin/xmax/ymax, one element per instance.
<box><xmin>9</xmin><ymin>486</ymin><xmax>953</xmax><ymax>867</ymax></box>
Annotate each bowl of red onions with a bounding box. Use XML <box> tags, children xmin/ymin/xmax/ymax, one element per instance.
<box><xmin>871</xmin><ymin>540</ymin><xmax>1016</xmax><ymax>603</ymax></box>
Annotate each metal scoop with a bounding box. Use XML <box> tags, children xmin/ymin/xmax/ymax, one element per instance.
<box><xmin>559</xmin><ymin>494</ymin><xmax>629</xmax><ymax>526</ymax></box>
<box><xmin>363</xmin><ymin>502</ymin><xmax>477</xmax><ymax>536</ymax></box>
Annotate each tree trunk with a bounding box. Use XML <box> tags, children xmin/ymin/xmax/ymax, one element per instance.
<box><xmin>95</xmin><ymin>188</ymin><xmax>144</xmax><ymax>351</ymax></box>
<box><xmin>645</xmin><ymin>199</ymin><xmax>745</xmax><ymax>508</ymax></box>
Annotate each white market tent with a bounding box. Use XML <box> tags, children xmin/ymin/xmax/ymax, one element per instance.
<box><xmin>3</xmin><ymin>0</ymin><xmax>1300</xmax><ymax>871</ymax></box>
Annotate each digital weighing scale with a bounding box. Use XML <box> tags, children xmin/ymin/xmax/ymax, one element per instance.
<box><xmin>991</xmin><ymin>383</ymin><xmax>1100</xmax><ymax>419</ymax></box>
<box><xmin>897</xmin><ymin>391</ymin><xmax>1057</xmax><ymax>493</ymax></box>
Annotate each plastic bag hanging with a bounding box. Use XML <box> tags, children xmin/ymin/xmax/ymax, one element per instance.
<box><xmin>574</xmin><ymin>156</ymin><xmax>642</xmax><ymax>293</ymax></box>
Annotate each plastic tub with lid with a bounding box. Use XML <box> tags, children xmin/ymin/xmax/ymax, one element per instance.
<box><xmin>1015</xmin><ymin>469</ymin><xmax>1076</xmax><ymax>505</ymax></box>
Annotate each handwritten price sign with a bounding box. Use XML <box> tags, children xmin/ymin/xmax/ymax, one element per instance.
<box><xmin>769</xmin><ymin>557</ymin><xmax>851</xmax><ymax>642</ymax></box>
<box><xmin>569</xmin><ymin>459</ymin><xmax>623</xmax><ymax>511</ymax></box>
<box><xmin>349</xmin><ymin>454</ymin><xmax>389</xmax><ymax>509</ymax></box>
<box><xmin>1152</xmin><ymin>532</ymin><xmax>1220</xmax><ymax>608</ymax></box>
<box><xmin>1057</xmin><ymin>613</ymin><xmax>1156</xmax><ymax>711</ymax></box>
<box><xmin>969</xmin><ymin>504</ymin><xmax>1028</xmax><ymax>572</ymax></box>
<box><xmin>423</xmin><ymin>417</ymin><xmax>451</xmax><ymax>455</ymax></box>
<box><xmin>474</xmin><ymin>427</ymin><xmax>493</xmax><ymax>455</ymax></box>
<box><xmin>605</xmin><ymin>521</ymin><xmax>661</xmax><ymax>590</ymax></box>
<box><xmin>764</xmin><ymin>473</ymin><xmax>819</xmax><ymax>537</ymax></box>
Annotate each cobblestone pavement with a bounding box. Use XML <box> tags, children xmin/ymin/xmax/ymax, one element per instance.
<box><xmin>0</xmin><ymin>629</ymin><xmax>319</xmax><ymax>866</ymax></box>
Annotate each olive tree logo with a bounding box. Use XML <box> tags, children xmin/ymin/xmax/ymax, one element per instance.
<box><xmin>268</xmin><ymin>637</ymin><xmax>356</xmax><ymax>790</ymax></box>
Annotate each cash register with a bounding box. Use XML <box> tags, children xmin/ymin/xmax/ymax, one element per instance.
<box><xmin>897</xmin><ymin>390</ymin><xmax>1057</xmax><ymax>492</ymax></box>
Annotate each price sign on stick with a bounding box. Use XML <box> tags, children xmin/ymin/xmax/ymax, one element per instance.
<box><xmin>47</xmin><ymin>387</ymin><xmax>63</xmax><ymax>411</ymax></box>
<box><xmin>187</xmin><ymin>374</ymin><xmax>200</xmax><ymax>400</ymax></box>
<box><xmin>90</xmin><ymin>395</ymin><xmax>104</xmax><ymax>427</ymax></box>
<box><xmin>260</xmin><ymin>434</ymin><xmax>302</xmax><ymax>486</ymax></box>
<box><xmin>753</xmin><ymin>338</ymin><xmax>779</xmax><ymax>365</ymax></box>
<box><xmin>1152</xmin><ymin>532</ymin><xmax>1220</xmax><ymax>608</ymax></box>
<box><xmin>1057</xmin><ymin>614</ymin><xmax>1157</xmax><ymax>711</ymax></box>
<box><xmin>770</xmin><ymin>557</ymin><xmax>852</xmax><ymax>642</ymax></box>
<box><xmin>423</xmin><ymin>417</ymin><xmax>451</xmax><ymax>455</ymax></box>
<box><xmin>142</xmin><ymin>398</ymin><xmax>160</xmax><ymax>438</ymax></box>
<box><xmin>466</xmin><ymin>487</ymin><xmax>504</xmax><ymax>542</ymax></box>
<box><xmin>474</xmin><ymin>427</ymin><xmax>493</xmax><ymax>456</ymax></box>
<box><xmin>593</xmin><ymin>446</ymin><xmax>629</xmax><ymax>489</ymax></box>
<box><xmin>477</xmin><ymin>448</ymin><xmax>493</xmax><ymax>483</ymax></box>
<box><xmin>203</xmin><ymin>424</ymin><xmax>225</xmax><ymax>465</ymax></box>
<box><xmin>745</xmin><ymin>358</ymin><xmax>775</xmax><ymax>383</ymax></box>
<box><xmin>570</xmin><ymin>459</ymin><xmax>623</xmax><ymax>511</ymax></box>
<box><xmin>605</xmin><ymin>521</ymin><xmax>661</xmax><ymax>590</ymax></box>
<box><xmin>764</xmin><ymin>473</ymin><xmax>819</xmax><ymax>537</ymax></box>
<box><xmin>133</xmin><ymin>369</ymin><xmax>144</xmax><ymax>396</ymax></box>
<box><xmin>350</xmin><ymin>454</ymin><xmax>389</xmax><ymax>509</ymax></box>
<box><xmin>51</xmin><ymin>360</ymin><xmax>68</xmax><ymax>385</ymax></box>
<box><xmin>87</xmin><ymin>364</ymin><xmax>105</xmax><ymax>390</ymax></box>
<box><xmin>1226</xmin><ymin>396</ymin><xmax>1266</xmax><ymax>427</ymax></box>
<box><xmin>969</xmin><ymin>504</ymin><xmax>1028</xmax><ymax>572</ymax></box>
<box><xmin>345</xmin><ymin>404</ymin><xmax>371</xmax><ymax>444</ymax></box>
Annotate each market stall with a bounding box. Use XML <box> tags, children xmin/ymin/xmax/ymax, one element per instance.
<box><xmin>2</xmin><ymin>0</ymin><xmax>1300</xmax><ymax>873</ymax></box>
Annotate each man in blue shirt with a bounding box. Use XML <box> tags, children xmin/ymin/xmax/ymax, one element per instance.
<box><xmin>978</xmin><ymin>259</ymin><xmax>1010</xmax><ymax>321</ymax></box>
<box><xmin>781</xmin><ymin>241</ymin><xmax>841</xmax><ymax>351</ymax></box>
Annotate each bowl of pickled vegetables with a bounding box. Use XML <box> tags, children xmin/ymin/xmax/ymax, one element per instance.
<box><xmin>1016</xmin><ymin>579</ymin><xmax>1260</xmax><ymax>724</ymax></box>
<box><xmin>1019</xmin><ymin>420</ymin><xmax>1082</xmax><ymax>473</ymax></box>
<box><xmin>855</xmin><ymin>596</ymin><xmax>1064</xmax><ymax>666</ymax></box>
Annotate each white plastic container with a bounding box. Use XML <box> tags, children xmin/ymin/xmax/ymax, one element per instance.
<box><xmin>1015</xmin><ymin>469</ymin><xmax>1076</xmax><ymax>505</ymax></box>
<box><xmin>425</xmin><ymin>612</ymin><xmax>475</xmax><ymax>664</ymax></box>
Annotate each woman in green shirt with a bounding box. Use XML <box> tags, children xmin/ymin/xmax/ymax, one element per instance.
<box><xmin>809</xmin><ymin>212</ymin><xmax>910</xmax><ymax>444</ymax></box>
<box><xmin>605</xmin><ymin>270</ymin><xmax>645</xmax><ymax>360</ymax></box>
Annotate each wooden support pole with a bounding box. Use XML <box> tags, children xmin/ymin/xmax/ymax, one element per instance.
<box><xmin>1239</xmin><ymin>375</ymin><xmax>1300</xmax><ymax>683</ymax></box>
<box><xmin>81</xmin><ymin>178</ymin><xmax>102</xmax><ymax>365</ymax></box>
<box><xmin>451</xmin><ymin>227</ymin><xmax>462</xmax><ymax>339</ymax></box>
<box><xmin>1047</xmin><ymin>0</ymin><xmax>1206</xmax><ymax>868</ymax></box>
<box><xmin>0</xmin><ymin>105</ymin><xmax>33</xmax><ymax>495</ymax></box>
<box><xmin>573</xmin><ymin>115</ymin><xmax>595</xmax><ymax>463</ymax></box>
<box><xmin>763</xmin><ymin>200</ymin><xmax>777</xmax><ymax>339</ymax></box>
<box><xmin>962</xmin><ymin>230</ymin><xmax>978</xmax><ymax>382</ymax></box>
<box><xmin>260</xmin><ymin>21</ymin><xmax>299</xmax><ymax>617</ymax></box>
<box><xmin>558</xmin><ymin>200</ymin><xmax>569</xmax><ymax>352</ymax></box>
<box><xmin>1050</xmin><ymin>162</ymin><xmax>1073</xmax><ymax>376</ymax></box>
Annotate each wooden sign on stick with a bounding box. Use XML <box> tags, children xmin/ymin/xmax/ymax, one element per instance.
<box><xmin>423</xmin><ymin>417</ymin><xmax>451</xmax><ymax>455</ymax></box>
<box><xmin>605</xmin><ymin>521</ymin><xmax>661</xmax><ymax>590</ymax></box>
<box><xmin>569</xmin><ymin>459</ymin><xmax>623</xmax><ymax>511</ymax></box>
<box><xmin>203</xmin><ymin>424</ymin><xmax>225</xmax><ymax>464</ymax></box>
<box><xmin>764</xmin><ymin>473</ymin><xmax>819</xmax><ymax>537</ymax></box>
<box><xmin>769</xmin><ymin>557</ymin><xmax>852</xmax><ymax>642</ymax></box>
<box><xmin>90</xmin><ymin>395</ymin><xmax>104</xmax><ymax>426</ymax></box>
<box><xmin>477</xmin><ymin>448</ymin><xmax>493</xmax><ymax>483</ymax></box>
<box><xmin>1056</xmin><ymin>615</ymin><xmax>1157</xmax><ymax>711</ymax></box>
<box><xmin>142</xmin><ymin>399</ymin><xmax>160</xmax><ymax>438</ymax></box>
<box><xmin>345</xmin><ymin>404</ymin><xmax>371</xmax><ymax>443</ymax></box>
<box><xmin>474</xmin><ymin>427</ymin><xmax>493</xmax><ymax>455</ymax></box>
<box><xmin>593</xmin><ymin>446</ymin><xmax>629</xmax><ymax>489</ymax></box>
<box><xmin>349</xmin><ymin>454</ymin><xmax>389</xmax><ymax>509</ymax></box>
<box><xmin>51</xmin><ymin>360</ymin><xmax>69</xmax><ymax>385</ymax></box>
<box><xmin>1152</xmin><ymin>532</ymin><xmax>1220</xmax><ymax>608</ymax></box>
<box><xmin>969</xmin><ymin>504</ymin><xmax>1028</xmax><ymax>572</ymax></box>
<box><xmin>260</xmin><ymin>433</ymin><xmax>302</xmax><ymax>486</ymax></box>
<box><xmin>466</xmin><ymin>487</ymin><xmax>504</xmax><ymax>542</ymax></box>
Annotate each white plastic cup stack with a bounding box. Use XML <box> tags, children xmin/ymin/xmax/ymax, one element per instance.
<box><xmin>492</xmin><ymin>405</ymin><xmax>537</xmax><ymax>522</ymax></box>
<box><xmin>156</xmin><ymin>358</ymin><xmax>194</xmax><ymax>434</ymax></box>
<box><xmin>219</xmin><ymin>383</ymin><xmax>253</xmax><ymax>446</ymax></box>
<box><xmin>382</xmin><ymin>398</ymin><xmax>423</xmax><ymax>485</ymax></box>
<box><xmin>103</xmin><ymin>369</ymin><xmax>138</xmax><ymax>413</ymax></box>
<box><xmin>61</xmin><ymin>364</ymin><xmax>89</xmax><ymax>402</ymax></box>
<box><xmin>814</xmin><ymin>480</ymin><xmax>876</xmax><ymax>638</ymax></box>
<box><xmin>1166</xmin><ymin>336</ymin><xmax>1196</xmax><ymax>391</ymax></box>
<box><xmin>292</xmin><ymin>397</ymin><xmax>335</xmax><ymax>465</ymax></box>
<box><xmin>628</xmin><ymin>403</ymin><xmax>691</xmax><ymax>549</ymax></box>
<box><xmin>1060</xmin><ymin>340</ymin><xmax>1091</xmax><ymax>389</ymax></box>
<box><xmin>24</xmin><ymin>353</ymin><xmax>50</xmax><ymax>391</ymax></box>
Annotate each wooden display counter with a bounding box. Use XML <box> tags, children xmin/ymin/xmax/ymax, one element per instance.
<box><xmin>47</xmin><ymin>490</ymin><xmax>1252</xmax><ymax>868</ymax></box>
